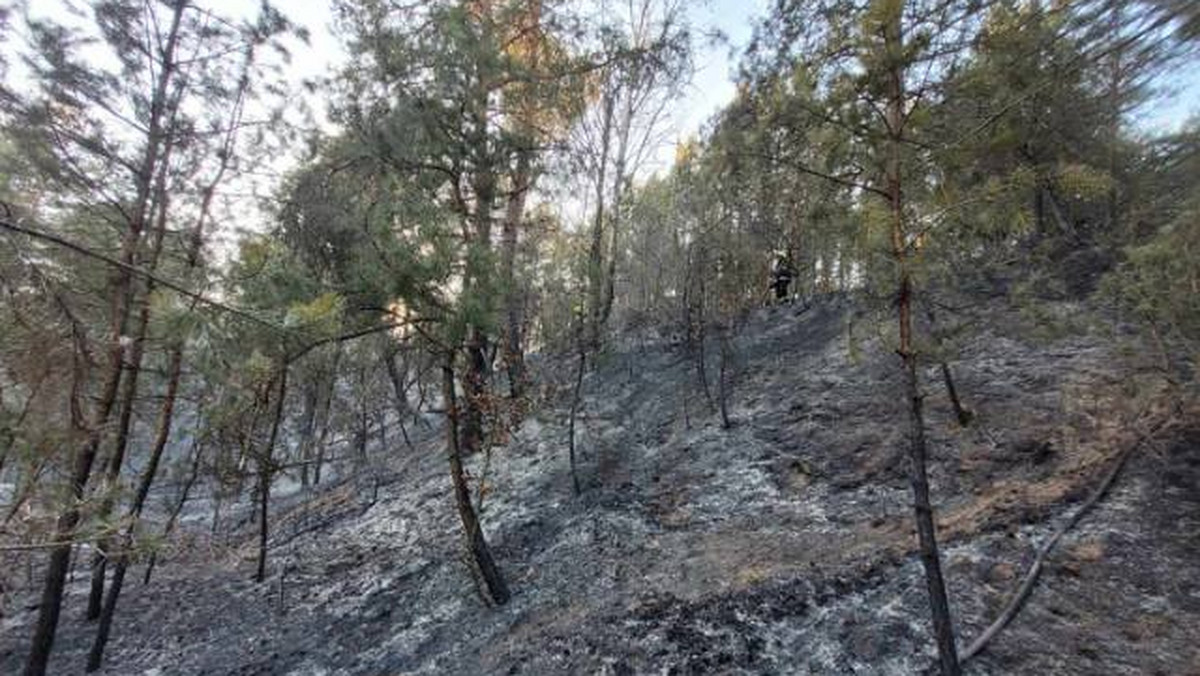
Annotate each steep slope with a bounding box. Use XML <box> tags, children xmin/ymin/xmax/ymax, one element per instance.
<box><xmin>1</xmin><ymin>294</ymin><xmax>1196</xmax><ymax>675</ymax></box>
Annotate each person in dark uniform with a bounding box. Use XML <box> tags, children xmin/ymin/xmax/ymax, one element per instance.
<box><xmin>769</xmin><ymin>252</ymin><xmax>796</xmax><ymax>304</ymax></box>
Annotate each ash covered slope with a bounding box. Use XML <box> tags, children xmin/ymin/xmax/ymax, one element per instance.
<box><xmin>3</xmin><ymin>295</ymin><xmax>1197</xmax><ymax>675</ymax></box>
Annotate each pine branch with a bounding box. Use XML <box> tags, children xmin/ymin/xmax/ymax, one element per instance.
<box><xmin>0</xmin><ymin>215</ymin><xmax>285</xmax><ymax>333</ymax></box>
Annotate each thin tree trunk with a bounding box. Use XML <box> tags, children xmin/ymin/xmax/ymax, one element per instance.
<box><xmin>1105</xmin><ymin>1</ymin><xmax>1123</xmax><ymax>234</ymax></box>
<box><xmin>89</xmin><ymin>36</ymin><xmax>248</xmax><ymax>613</ymax></box>
<box><xmin>693</xmin><ymin>319</ymin><xmax>714</xmax><ymax>412</ymax></box>
<box><xmin>884</xmin><ymin>5</ymin><xmax>960</xmax><ymax>674</ymax></box>
<box><xmin>502</xmin><ymin>151</ymin><xmax>533</xmax><ymax>400</ymax></box>
<box><xmin>717</xmin><ymin>323</ymin><xmax>733</xmax><ymax>430</ymax></box>
<box><xmin>926</xmin><ymin>307</ymin><xmax>971</xmax><ymax>427</ymax></box>
<box><xmin>87</xmin><ymin>347</ymin><xmax>184</xmax><ymax>671</ymax></box>
<box><xmin>384</xmin><ymin>346</ymin><xmax>415</xmax><ymax>450</ymax></box>
<box><xmin>461</xmin><ymin>328</ymin><xmax>490</xmax><ymax>458</ymax></box>
<box><xmin>688</xmin><ymin>252</ymin><xmax>715</xmax><ymax>411</ymax></box>
<box><xmin>87</xmin><ymin>131</ymin><xmax>177</xmax><ymax>622</ymax></box>
<box><xmin>312</xmin><ymin>351</ymin><xmax>340</xmax><ymax>486</ymax></box>
<box><xmin>442</xmin><ymin>357</ymin><xmax>510</xmax><ymax>605</ymax></box>
<box><xmin>566</xmin><ymin>338</ymin><xmax>586</xmax><ymax>496</ymax></box>
<box><xmin>588</xmin><ymin>92</ymin><xmax>615</xmax><ymax>350</ymax></box>
<box><xmin>457</xmin><ymin>126</ymin><xmax>495</xmax><ymax>459</ymax></box>
<box><xmin>144</xmin><ymin>438</ymin><xmax>203</xmax><ymax>586</ymax></box>
<box><xmin>599</xmin><ymin>108</ymin><xmax>632</xmax><ymax>329</ymax></box>
<box><xmin>255</xmin><ymin>365</ymin><xmax>289</xmax><ymax>584</ymax></box>
<box><xmin>22</xmin><ymin>6</ymin><xmax>186</xmax><ymax>672</ymax></box>
<box><xmin>374</xmin><ymin>412</ymin><xmax>386</xmax><ymax>503</ymax></box>
<box><xmin>1044</xmin><ymin>187</ymin><xmax>1072</xmax><ymax>234</ymax></box>
<box><xmin>298</xmin><ymin>382</ymin><xmax>317</xmax><ymax>489</ymax></box>
<box><xmin>940</xmin><ymin>362</ymin><xmax>972</xmax><ymax>427</ymax></box>
<box><xmin>1033</xmin><ymin>181</ymin><xmax>1046</xmax><ymax>234</ymax></box>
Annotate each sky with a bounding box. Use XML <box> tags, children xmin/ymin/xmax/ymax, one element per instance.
<box><xmin>18</xmin><ymin>0</ymin><xmax>1200</xmax><ymax>160</ymax></box>
<box><xmin>249</xmin><ymin>0</ymin><xmax>771</xmax><ymax>174</ymax></box>
<box><xmin>260</xmin><ymin>0</ymin><xmax>1198</xmax><ymax>167</ymax></box>
<box><xmin>11</xmin><ymin>0</ymin><xmax>1200</xmax><ymax>226</ymax></box>
<box><xmin>1136</xmin><ymin>67</ymin><xmax>1200</xmax><ymax>134</ymax></box>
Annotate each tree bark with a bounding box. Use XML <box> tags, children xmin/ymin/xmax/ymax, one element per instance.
<box><xmin>566</xmin><ymin>332</ymin><xmax>586</xmax><ymax>496</ymax></box>
<box><xmin>312</xmin><ymin>347</ymin><xmax>341</xmax><ymax>486</ymax></box>
<box><xmin>926</xmin><ymin>307</ymin><xmax>971</xmax><ymax>427</ymax></box>
<box><xmin>255</xmin><ymin>365</ymin><xmax>289</xmax><ymax>584</ymax></box>
<box><xmin>884</xmin><ymin>4</ymin><xmax>960</xmax><ymax>675</ymax></box>
<box><xmin>298</xmin><ymin>381</ymin><xmax>318</xmax><ymax>488</ymax></box>
<box><xmin>384</xmin><ymin>346</ymin><xmax>414</xmax><ymax>450</ymax></box>
<box><xmin>1105</xmin><ymin>0</ymin><xmax>1123</xmax><ymax>234</ymax></box>
<box><xmin>501</xmin><ymin>150</ymin><xmax>533</xmax><ymax>400</ymax></box>
<box><xmin>87</xmin><ymin>347</ymin><xmax>184</xmax><ymax>671</ymax></box>
<box><xmin>144</xmin><ymin>437</ymin><xmax>203</xmax><ymax>586</ymax></box>
<box><xmin>442</xmin><ymin>357</ymin><xmax>510</xmax><ymax>605</ymax></box>
<box><xmin>588</xmin><ymin>92</ymin><xmax>616</xmax><ymax>350</ymax></box>
<box><xmin>717</xmin><ymin>323</ymin><xmax>733</xmax><ymax>430</ymax></box>
<box><xmin>22</xmin><ymin>5</ymin><xmax>186</xmax><ymax>673</ymax></box>
<box><xmin>87</xmin><ymin>128</ymin><xmax>178</xmax><ymax>622</ymax></box>
<box><xmin>940</xmin><ymin>361</ymin><xmax>971</xmax><ymax>427</ymax></box>
<box><xmin>460</xmin><ymin>93</ymin><xmax>496</xmax><ymax>457</ymax></box>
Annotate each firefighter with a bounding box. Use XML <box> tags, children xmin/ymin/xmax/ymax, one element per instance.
<box><xmin>769</xmin><ymin>252</ymin><xmax>796</xmax><ymax>304</ymax></box>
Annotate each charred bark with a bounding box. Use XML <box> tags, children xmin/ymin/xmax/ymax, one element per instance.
<box><xmin>87</xmin><ymin>347</ymin><xmax>184</xmax><ymax>671</ymax></box>
<box><xmin>566</xmin><ymin>331</ymin><xmax>586</xmax><ymax>496</ymax></box>
<box><xmin>22</xmin><ymin>6</ymin><xmax>186</xmax><ymax>673</ymax></box>
<box><xmin>442</xmin><ymin>357</ymin><xmax>510</xmax><ymax>605</ymax></box>
<box><xmin>143</xmin><ymin>437</ymin><xmax>203</xmax><ymax>586</ymax></box>
<box><xmin>255</xmin><ymin>365</ymin><xmax>289</xmax><ymax>584</ymax></box>
<box><xmin>717</xmin><ymin>323</ymin><xmax>733</xmax><ymax>430</ymax></box>
<box><xmin>501</xmin><ymin>151</ymin><xmax>533</xmax><ymax>400</ymax></box>
<box><xmin>87</xmin><ymin>127</ymin><xmax>178</xmax><ymax>622</ymax></box>
<box><xmin>384</xmin><ymin>346</ymin><xmax>414</xmax><ymax>450</ymax></box>
<box><xmin>884</xmin><ymin>5</ymin><xmax>959</xmax><ymax>674</ymax></box>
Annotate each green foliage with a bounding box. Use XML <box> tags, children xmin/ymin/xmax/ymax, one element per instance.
<box><xmin>1105</xmin><ymin>206</ymin><xmax>1200</xmax><ymax>344</ymax></box>
<box><xmin>1055</xmin><ymin>163</ymin><xmax>1114</xmax><ymax>202</ymax></box>
<box><xmin>286</xmin><ymin>292</ymin><xmax>346</xmax><ymax>334</ymax></box>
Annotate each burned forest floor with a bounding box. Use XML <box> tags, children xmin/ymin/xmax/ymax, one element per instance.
<box><xmin>2</xmin><ymin>285</ymin><xmax>1199</xmax><ymax>675</ymax></box>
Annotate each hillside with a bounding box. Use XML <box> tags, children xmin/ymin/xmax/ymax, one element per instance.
<box><xmin>2</xmin><ymin>291</ymin><xmax>1195</xmax><ymax>675</ymax></box>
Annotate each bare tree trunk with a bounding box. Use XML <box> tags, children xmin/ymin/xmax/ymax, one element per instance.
<box><xmin>926</xmin><ymin>307</ymin><xmax>972</xmax><ymax>427</ymax></box>
<box><xmin>1105</xmin><ymin>1</ymin><xmax>1123</xmax><ymax>234</ymax></box>
<box><xmin>599</xmin><ymin>93</ymin><xmax>634</xmax><ymax>330</ymax></box>
<box><xmin>298</xmin><ymin>381</ymin><xmax>318</xmax><ymax>488</ymax></box>
<box><xmin>940</xmin><ymin>362</ymin><xmax>971</xmax><ymax>427</ymax></box>
<box><xmin>22</xmin><ymin>6</ymin><xmax>186</xmax><ymax>672</ymax></box>
<box><xmin>255</xmin><ymin>365</ymin><xmax>288</xmax><ymax>584</ymax></box>
<box><xmin>566</xmin><ymin>332</ymin><xmax>586</xmax><ymax>496</ymax></box>
<box><xmin>312</xmin><ymin>349</ymin><xmax>340</xmax><ymax>486</ymax></box>
<box><xmin>686</xmin><ymin>251</ymin><xmax>715</xmax><ymax>411</ymax></box>
<box><xmin>461</xmin><ymin>328</ymin><xmax>490</xmax><ymax>458</ymax></box>
<box><xmin>884</xmin><ymin>5</ymin><xmax>960</xmax><ymax>674</ymax></box>
<box><xmin>460</xmin><ymin>138</ymin><xmax>496</xmax><ymax>460</ymax></box>
<box><xmin>693</xmin><ymin>319</ymin><xmax>714</xmax><ymax>412</ymax></box>
<box><xmin>87</xmin><ymin>346</ymin><xmax>184</xmax><ymax>671</ymax></box>
<box><xmin>442</xmin><ymin>357</ymin><xmax>510</xmax><ymax>605</ymax></box>
<box><xmin>144</xmin><ymin>438</ymin><xmax>203</xmax><ymax>586</ymax></box>
<box><xmin>87</xmin><ymin>131</ymin><xmax>178</xmax><ymax>622</ymax></box>
<box><xmin>588</xmin><ymin>92</ymin><xmax>616</xmax><ymax>350</ymax></box>
<box><xmin>502</xmin><ymin>150</ymin><xmax>533</xmax><ymax>400</ymax></box>
<box><xmin>384</xmin><ymin>346</ymin><xmax>415</xmax><ymax>450</ymax></box>
<box><xmin>1033</xmin><ymin>180</ymin><xmax>1046</xmax><ymax>234</ymax></box>
<box><xmin>717</xmin><ymin>322</ymin><xmax>733</xmax><ymax>430</ymax></box>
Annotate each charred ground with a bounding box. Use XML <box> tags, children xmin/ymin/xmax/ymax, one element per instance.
<box><xmin>1</xmin><ymin>289</ymin><xmax>1197</xmax><ymax>676</ymax></box>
